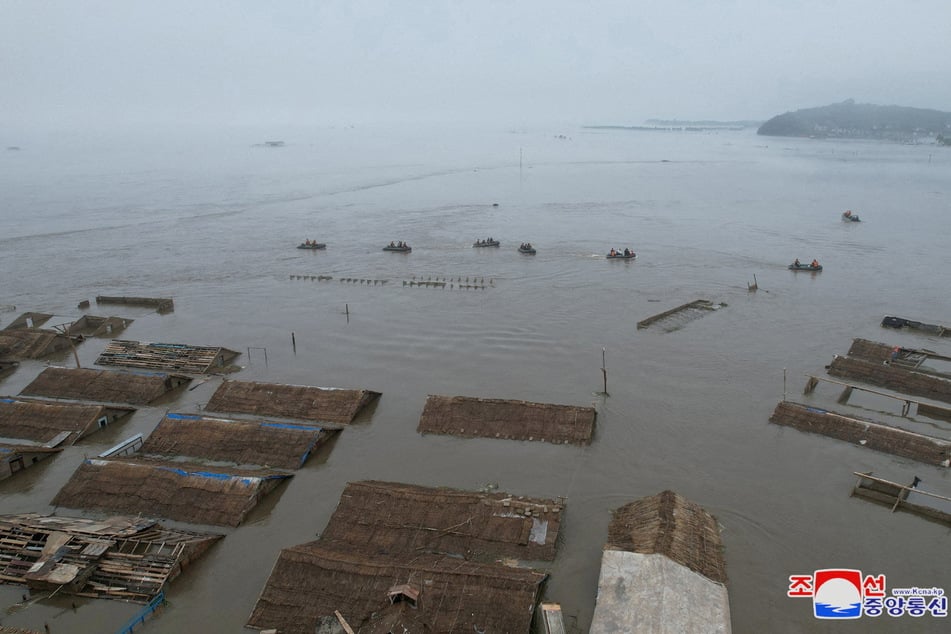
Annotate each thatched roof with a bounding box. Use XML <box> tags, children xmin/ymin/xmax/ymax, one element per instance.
<box><xmin>0</xmin><ymin>329</ymin><xmax>73</xmax><ymax>360</ymax></box>
<box><xmin>770</xmin><ymin>401</ymin><xmax>951</xmax><ymax>466</ymax></box>
<box><xmin>417</xmin><ymin>394</ymin><xmax>596</xmax><ymax>445</ymax></box>
<box><xmin>96</xmin><ymin>339</ymin><xmax>240</xmax><ymax>374</ymax></box>
<box><xmin>141</xmin><ymin>413</ymin><xmax>333</xmax><ymax>469</ymax></box>
<box><xmin>206</xmin><ymin>380</ymin><xmax>380</xmax><ymax>424</ymax></box>
<box><xmin>51</xmin><ymin>457</ymin><xmax>291</xmax><ymax>527</ymax></box>
<box><xmin>320</xmin><ymin>480</ymin><xmax>562</xmax><ymax>561</ymax></box>
<box><xmin>2</xmin><ymin>312</ymin><xmax>53</xmax><ymax>330</ymax></box>
<box><xmin>20</xmin><ymin>366</ymin><xmax>191</xmax><ymax>404</ymax></box>
<box><xmin>0</xmin><ymin>626</ymin><xmax>43</xmax><ymax>634</ymax></box>
<box><xmin>0</xmin><ymin>397</ymin><xmax>135</xmax><ymax>445</ymax></box>
<box><xmin>66</xmin><ymin>314</ymin><xmax>133</xmax><ymax>337</ymax></box>
<box><xmin>606</xmin><ymin>490</ymin><xmax>726</xmax><ymax>584</ymax></box>
<box><xmin>0</xmin><ymin>512</ymin><xmax>221</xmax><ymax>602</ymax></box>
<box><xmin>247</xmin><ymin>544</ymin><xmax>546</xmax><ymax>634</ymax></box>
<box><xmin>829</xmin><ymin>355</ymin><xmax>951</xmax><ymax>404</ymax></box>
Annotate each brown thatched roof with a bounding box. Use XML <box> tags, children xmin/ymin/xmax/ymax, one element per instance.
<box><xmin>320</xmin><ymin>480</ymin><xmax>563</xmax><ymax>562</ymax></box>
<box><xmin>20</xmin><ymin>366</ymin><xmax>191</xmax><ymax>404</ymax></box>
<box><xmin>51</xmin><ymin>457</ymin><xmax>292</xmax><ymax>527</ymax></box>
<box><xmin>2</xmin><ymin>312</ymin><xmax>53</xmax><ymax>330</ymax></box>
<box><xmin>66</xmin><ymin>315</ymin><xmax>133</xmax><ymax>337</ymax></box>
<box><xmin>417</xmin><ymin>394</ymin><xmax>596</xmax><ymax>445</ymax></box>
<box><xmin>770</xmin><ymin>401</ymin><xmax>951</xmax><ymax>466</ymax></box>
<box><xmin>829</xmin><ymin>355</ymin><xmax>951</xmax><ymax>404</ymax></box>
<box><xmin>0</xmin><ymin>512</ymin><xmax>220</xmax><ymax>602</ymax></box>
<box><xmin>141</xmin><ymin>413</ymin><xmax>333</xmax><ymax>469</ymax></box>
<box><xmin>607</xmin><ymin>490</ymin><xmax>727</xmax><ymax>584</ymax></box>
<box><xmin>206</xmin><ymin>380</ymin><xmax>380</xmax><ymax>424</ymax></box>
<box><xmin>0</xmin><ymin>329</ymin><xmax>73</xmax><ymax>360</ymax></box>
<box><xmin>96</xmin><ymin>340</ymin><xmax>240</xmax><ymax>374</ymax></box>
<box><xmin>0</xmin><ymin>397</ymin><xmax>135</xmax><ymax>445</ymax></box>
<box><xmin>247</xmin><ymin>544</ymin><xmax>546</xmax><ymax>634</ymax></box>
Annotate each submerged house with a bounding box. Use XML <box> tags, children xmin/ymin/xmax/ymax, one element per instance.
<box><xmin>0</xmin><ymin>444</ymin><xmax>62</xmax><ymax>480</ymax></box>
<box><xmin>96</xmin><ymin>340</ymin><xmax>240</xmax><ymax>374</ymax></box>
<box><xmin>0</xmin><ymin>329</ymin><xmax>74</xmax><ymax>360</ymax></box>
<box><xmin>51</xmin><ymin>457</ymin><xmax>292</xmax><ymax>527</ymax></box>
<box><xmin>770</xmin><ymin>401</ymin><xmax>951</xmax><ymax>467</ymax></box>
<box><xmin>417</xmin><ymin>394</ymin><xmax>597</xmax><ymax>445</ymax></box>
<box><xmin>248</xmin><ymin>481</ymin><xmax>563</xmax><ymax>634</ymax></box>
<box><xmin>205</xmin><ymin>379</ymin><xmax>381</xmax><ymax>424</ymax></box>
<box><xmin>140</xmin><ymin>412</ymin><xmax>335</xmax><ymax>470</ymax></box>
<box><xmin>0</xmin><ymin>512</ymin><xmax>220</xmax><ymax>602</ymax></box>
<box><xmin>0</xmin><ymin>396</ymin><xmax>136</xmax><ymax>446</ymax></box>
<box><xmin>20</xmin><ymin>366</ymin><xmax>191</xmax><ymax>405</ymax></box>
<box><xmin>590</xmin><ymin>490</ymin><xmax>731</xmax><ymax>634</ymax></box>
<box><xmin>65</xmin><ymin>315</ymin><xmax>133</xmax><ymax>338</ymax></box>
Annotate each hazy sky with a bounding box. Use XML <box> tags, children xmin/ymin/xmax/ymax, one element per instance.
<box><xmin>3</xmin><ymin>0</ymin><xmax>950</xmax><ymax>130</ymax></box>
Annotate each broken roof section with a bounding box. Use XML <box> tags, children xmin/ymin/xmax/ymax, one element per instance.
<box><xmin>591</xmin><ymin>491</ymin><xmax>731</xmax><ymax>634</ymax></box>
<box><xmin>0</xmin><ymin>512</ymin><xmax>220</xmax><ymax>602</ymax></box>
<box><xmin>0</xmin><ymin>397</ymin><xmax>135</xmax><ymax>446</ymax></box>
<box><xmin>96</xmin><ymin>339</ymin><xmax>240</xmax><ymax>374</ymax></box>
<box><xmin>205</xmin><ymin>380</ymin><xmax>380</xmax><ymax>424</ymax></box>
<box><xmin>51</xmin><ymin>457</ymin><xmax>291</xmax><ymax>527</ymax></box>
<box><xmin>418</xmin><ymin>395</ymin><xmax>596</xmax><ymax>445</ymax></box>
<box><xmin>321</xmin><ymin>480</ymin><xmax>563</xmax><ymax>561</ymax></box>
<box><xmin>0</xmin><ymin>444</ymin><xmax>62</xmax><ymax>480</ymax></box>
<box><xmin>20</xmin><ymin>366</ymin><xmax>191</xmax><ymax>405</ymax></box>
<box><xmin>248</xmin><ymin>480</ymin><xmax>559</xmax><ymax>634</ymax></box>
<box><xmin>140</xmin><ymin>413</ymin><xmax>333</xmax><ymax>470</ymax></box>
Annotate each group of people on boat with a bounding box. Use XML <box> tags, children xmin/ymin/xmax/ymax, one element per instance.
<box><xmin>519</xmin><ymin>242</ymin><xmax>534</xmax><ymax>250</ymax></box>
<box><xmin>303</xmin><ymin>239</ymin><xmax>319</xmax><ymax>246</ymax></box>
<box><xmin>608</xmin><ymin>248</ymin><xmax>634</xmax><ymax>257</ymax></box>
<box><xmin>476</xmin><ymin>238</ymin><xmax>496</xmax><ymax>245</ymax></box>
<box><xmin>388</xmin><ymin>241</ymin><xmax>409</xmax><ymax>248</ymax></box>
<box><xmin>793</xmin><ymin>258</ymin><xmax>820</xmax><ymax>268</ymax></box>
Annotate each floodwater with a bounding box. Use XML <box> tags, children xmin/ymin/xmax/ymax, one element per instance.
<box><xmin>1</xmin><ymin>125</ymin><xmax>949</xmax><ymax>633</ymax></box>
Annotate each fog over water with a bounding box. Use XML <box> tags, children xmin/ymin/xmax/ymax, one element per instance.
<box><xmin>1</xmin><ymin>126</ymin><xmax>949</xmax><ymax>633</ymax></box>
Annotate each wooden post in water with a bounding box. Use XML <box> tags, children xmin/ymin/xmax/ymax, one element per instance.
<box><xmin>601</xmin><ymin>347</ymin><xmax>609</xmax><ymax>396</ymax></box>
<box><xmin>783</xmin><ymin>367</ymin><xmax>787</xmax><ymax>401</ymax></box>
<box><xmin>291</xmin><ymin>332</ymin><xmax>296</xmax><ymax>355</ymax></box>
<box><xmin>346</xmin><ymin>303</ymin><xmax>350</xmax><ymax>324</ymax></box>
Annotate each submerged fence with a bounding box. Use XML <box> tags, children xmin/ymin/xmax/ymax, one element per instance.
<box><xmin>114</xmin><ymin>591</ymin><xmax>166</xmax><ymax>634</ymax></box>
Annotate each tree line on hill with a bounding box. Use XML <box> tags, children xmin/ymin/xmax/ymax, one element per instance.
<box><xmin>758</xmin><ymin>100</ymin><xmax>951</xmax><ymax>142</ymax></box>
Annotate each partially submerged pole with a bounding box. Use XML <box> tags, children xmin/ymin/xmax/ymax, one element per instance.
<box><xmin>601</xmin><ymin>347</ymin><xmax>609</xmax><ymax>396</ymax></box>
<box><xmin>291</xmin><ymin>332</ymin><xmax>296</xmax><ymax>355</ymax></box>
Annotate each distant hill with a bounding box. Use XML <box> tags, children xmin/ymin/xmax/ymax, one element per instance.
<box><xmin>758</xmin><ymin>100</ymin><xmax>951</xmax><ymax>141</ymax></box>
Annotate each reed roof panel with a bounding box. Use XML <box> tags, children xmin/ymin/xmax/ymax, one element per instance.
<box><xmin>141</xmin><ymin>413</ymin><xmax>331</xmax><ymax>469</ymax></box>
<box><xmin>20</xmin><ymin>366</ymin><xmax>190</xmax><ymax>405</ymax></box>
<box><xmin>417</xmin><ymin>394</ymin><xmax>596</xmax><ymax>445</ymax></box>
<box><xmin>51</xmin><ymin>457</ymin><xmax>291</xmax><ymax>527</ymax></box>
<box><xmin>606</xmin><ymin>490</ymin><xmax>727</xmax><ymax>584</ymax></box>
<box><xmin>247</xmin><ymin>544</ymin><xmax>545</xmax><ymax>634</ymax></box>
<box><xmin>205</xmin><ymin>380</ymin><xmax>380</xmax><ymax>424</ymax></box>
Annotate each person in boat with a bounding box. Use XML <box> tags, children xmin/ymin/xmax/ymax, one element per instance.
<box><xmin>794</xmin><ymin>258</ymin><xmax>800</xmax><ymax>266</ymax></box>
<box><xmin>623</xmin><ymin>248</ymin><xmax>630</xmax><ymax>257</ymax></box>
<box><xmin>811</xmin><ymin>259</ymin><xmax>819</xmax><ymax>268</ymax></box>
<box><xmin>609</xmin><ymin>248</ymin><xmax>616</xmax><ymax>256</ymax></box>
<box><xmin>844</xmin><ymin>210</ymin><xmax>852</xmax><ymax>217</ymax></box>
<box><xmin>304</xmin><ymin>239</ymin><xmax>310</xmax><ymax>246</ymax></box>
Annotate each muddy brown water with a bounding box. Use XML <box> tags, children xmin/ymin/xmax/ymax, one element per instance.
<box><xmin>1</xmin><ymin>127</ymin><xmax>949</xmax><ymax>633</ymax></box>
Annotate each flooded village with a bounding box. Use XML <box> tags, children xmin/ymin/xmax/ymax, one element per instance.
<box><xmin>1</xmin><ymin>128</ymin><xmax>950</xmax><ymax>634</ymax></box>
